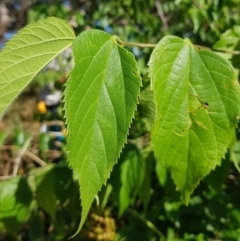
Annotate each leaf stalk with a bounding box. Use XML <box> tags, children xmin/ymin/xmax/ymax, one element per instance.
<box><xmin>114</xmin><ymin>36</ymin><xmax>156</xmax><ymax>48</ymax></box>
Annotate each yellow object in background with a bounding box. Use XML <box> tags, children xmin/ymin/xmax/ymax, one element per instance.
<box><xmin>62</xmin><ymin>128</ymin><xmax>68</xmax><ymax>137</ymax></box>
<box><xmin>37</xmin><ymin>101</ymin><xmax>47</xmax><ymax>114</ymax></box>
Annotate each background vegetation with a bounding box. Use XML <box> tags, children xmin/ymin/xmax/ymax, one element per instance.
<box><xmin>1</xmin><ymin>0</ymin><xmax>240</xmax><ymax>240</ymax></box>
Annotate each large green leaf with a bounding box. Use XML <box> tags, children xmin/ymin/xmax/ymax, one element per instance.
<box><xmin>0</xmin><ymin>17</ymin><xmax>75</xmax><ymax>120</ymax></box>
<box><xmin>149</xmin><ymin>36</ymin><xmax>240</xmax><ymax>203</ymax></box>
<box><xmin>64</xmin><ymin>30</ymin><xmax>141</xmax><ymax>233</ymax></box>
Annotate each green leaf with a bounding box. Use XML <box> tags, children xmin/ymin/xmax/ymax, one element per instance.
<box><xmin>0</xmin><ymin>176</ymin><xmax>33</xmax><ymax>234</ymax></box>
<box><xmin>0</xmin><ymin>17</ymin><xmax>75</xmax><ymax>120</ymax></box>
<box><xmin>231</xmin><ymin>138</ymin><xmax>240</xmax><ymax>173</ymax></box>
<box><xmin>118</xmin><ymin>144</ymin><xmax>145</xmax><ymax>215</ymax></box>
<box><xmin>149</xmin><ymin>36</ymin><xmax>240</xmax><ymax>203</ymax></box>
<box><xmin>139</xmin><ymin>89</ymin><xmax>156</xmax><ymax>131</ymax></box>
<box><xmin>64</xmin><ymin>30</ymin><xmax>141</xmax><ymax>233</ymax></box>
<box><xmin>29</xmin><ymin>164</ymin><xmax>57</xmax><ymax>221</ymax></box>
<box><xmin>138</xmin><ymin>152</ymin><xmax>153</xmax><ymax>210</ymax></box>
<box><xmin>213</xmin><ymin>26</ymin><xmax>240</xmax><ymax>51</ymax></box>
<box><xmin>29</xmin><ymin>163</ymin><xmax>77</xmax><ymax>221</ymax></box>
<box><xmin>156</xmin><ymin>162</ymin><xmax>167</xmax><ymax>187</ymax></box>
<box><xmin>213</xmin><ymin>26</ymin><xmax>240</xmax><ymax>72</ymax></box>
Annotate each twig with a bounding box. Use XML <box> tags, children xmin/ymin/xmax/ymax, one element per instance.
<box><xmin>155</xmin><ymin>0</ymin><xmax>169</xmax><ymax>31</ymax></box>
<box><xmin>0</xmin><ymin>153</ymin><xmax>13</xmax><ymax>176</ymax></box>
<box><xmin>214</xmin><ymin>49</ymin><xmax>240</xmax><ymax>55</ymax></box>
<box><xmin>114</xmin><ymin>36</ymin><xmax>240</xmax><ymax>55</ymax></box>
<box><xmin>114</xmin><ymin>36</ymin><xmax>156</xmax><ymax>48</ymax></box>
<box><xmin>0</xmin><ymin>145</ymin><xmax>46</xmax><ymax>166</ymax></box>
<box><xmin>44</xmin><ymin>120</ymin><xmax>64</xmax><ymax>127</ymax></box>
<box><xmin>0</xmin><ymin>176</ymin><xmax>12</xmax><ymax>181</ymax></box>
<box><xmin>24</xmin><ymin>150</ymin><xmax>46</xmax><ymax>166</ymax></box>
<box><xmin>195</xmin><ymin>44</ymin><xmax>240</xmax><ymax>55</ymax></box>
<box><xmin>127</xmin><ymin>209</ymin><xmax>165</xmax><ymax>239</ymax></box>
<box><xmin>194</xmin><ymin>44</ymin><xmax>211</xmax><ymax>51</ymax></box>
<box><xmin>12</xmin><ymin>137</ymin><xmax>32</xmax><ymax>176</ymax></box>
<box><xmin>190</xmin><ymin>0</ymin><xmax>201</xmax><ymax>9</ymax></box>
<box><xmin>3</xmin><ymin>159</ymin><xmax>11</xmax><ymax>176</ymax></box>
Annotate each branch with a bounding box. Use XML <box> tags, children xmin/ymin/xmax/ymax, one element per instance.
<box><xmin>194</xmin><ymin>44</ymin><xmax>240</xmax><ymax>55</ymax></box>
<box><xmin>191</xmin><ymin>0</ymin><xmax>201</xmax><ymax>10</ymax></box>
<box><xmin>155</xmin><ymin>0</ymin><xmax>169</xmax><ymax>31</ymax></box>
<box><xmin>44</xmin><ymin>120</ymin><xmax>64</xmax><ymax>127</ymax></box>
<box><xmin>127</xmin><ymin>209</ymin><xmax>165</xmax><ymax>238</ymax></box>
<box><xmin>114</xmin><ymin>36</ymin><xmax>156</xmax><ymax>48</ymax></box>
<box><xmin>12</xmin><ymin>137</ymin><xmax>32</xmax><ymax>176</ymax></box>
<box><xmin>0</xmin><ymin>176</ymin><xmax>12</xmax><ymax>181</ymax></box>
<box><xmin>24</xmin><ymin>150</ymin><xmax>47</xmax><ymax>167</ymax></box>
<box><xmin>1</xmin><ymin>145</ymin><xmax>46</xmax><ymax>167</ymax></box>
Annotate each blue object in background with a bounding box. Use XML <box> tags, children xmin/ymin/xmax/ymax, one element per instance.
<box><xmin>13</xmin><ymin>1</ymin><xmax>21</xmax><ymax>11</ymax></box>
<box><xmin>0</xmin><ymin>31</ymin><xmax>17</xmax><ymax>49</ymax></box>
<box><xmin>4</xmin><ymin>31</ymin><xmax>16</xmax><ymax>41</ymax></box>
<box><xmin>63</xmin><ymin>0</ymin><xmax>71</xmax><ymax>9</ymax></box>
<box><xmin>104</xmin><ymin>25</ymin><xmax>113</xmax><ymax>34</ymax></box>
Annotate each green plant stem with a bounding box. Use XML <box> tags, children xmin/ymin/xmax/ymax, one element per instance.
<box><xmin>114</xmin><ymin>36</ymin><xmax>156</xmax><ymax>48</ymax></box>
<box><xmin>127</xmin><ymin>209</ymin><xmax>165</xmax><ymax>239</ymax></box>
<box><xmin>195</xmin><ymin>44</ymin><xmax>240</xmax><ymax>55</ymax></box>
<box><xmin>115</xmin><ymin>37</ymin><xmax>240</xmax><ymax>55</ymax></box>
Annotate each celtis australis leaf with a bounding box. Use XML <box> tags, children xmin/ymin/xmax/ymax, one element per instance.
<box><xmin>64</xmin><ymin>29</ymin><xmax>141</xmax><ymax>234</ymax></box>
<box><xmin>0</xmin><ymin>17</ymin><xmax>75</xmax><ymax>120</ymax></box>
<box><xmin>149</xmin><ymin>36</ymin><xmax>240</xmax><ymax>203</ymax></box>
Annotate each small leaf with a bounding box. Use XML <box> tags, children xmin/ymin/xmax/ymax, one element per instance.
<box><xmin>213</xmin><ymin>26</ymin><xmax>240</xmax><ymax>51</ymax></box>
<box><xmin>0</xmin><ymin>17</ymin><xmax>75</xmax><ymax>120</ymax></box>
<box><xmin>29</xmin><ymin>164</ymin><xmax>57</xmax><ymax>221</ymax></box>
<box><xmin>0</xmin><ymin>176</ymin><xmax>33</xmax><ymax>234</ymax></box>
<box><xmin>139</xmin><ymin>89</ymin><xmax>156</xmax><ymax>131</ymax></box>
<box><xmin>213</xmin><ymin>26</ymin><xmax>240</xmax><ymax>71</ymax></box>
<box><xmin>64</xmin><ymin>30</ymin><xmax>141</xmax><ymax>233</ymax></box>
<box><xmin>149</xmin><ymin>36</ymin><xmax>240</xmax><ymax>203</ymax></box>
<box><xmin>138</xmin><ymin>152</ymin><xmax>153</xmax><ymax>210</ymax></box>
<box><xmin>118</xmin><ymin>144</ymin><xmax>145</xmax><ymax>215</ymax></box>
<box><xmin>29</xmin><ymin>163</ymin><xmax>77</xmax><ymax>221</ymax></box>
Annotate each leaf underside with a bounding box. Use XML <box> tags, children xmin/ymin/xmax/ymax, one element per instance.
<box><xmin>0</xmin><ymin>17</ymin><xmax>75</xmax><ymax>120</ymax></box>
<box><xmin>149</xmin><ymin>36</ymin><xmax>240</xmax><ymax>203</ymax></box>
<box><xmin>64</xmin><ymin>29</ymin><xmax>141</xmax><ymax>234</ymax></box>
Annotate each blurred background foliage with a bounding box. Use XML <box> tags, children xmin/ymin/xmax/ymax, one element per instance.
<box><xmin>1</xmin><ymin>0</ymin><xmax>240</xmax><ymax>240</ymax></box>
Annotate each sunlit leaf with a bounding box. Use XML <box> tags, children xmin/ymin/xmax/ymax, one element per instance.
<box><xmin>0</xmin><ymin>17</ymin><xmax>75</xmax><ymax>120</ymax></box>
<box><xmin>149</xmin><ymin>36</ymin><xmax>240</xmax><ymax>203</ymax></box>
<box><xmin>64</xmin><ymin>29</ymin><xmax>141</xmax><ymax>233</ymax></box>
<box><xmin>213</xmin><ymin>26</ymin><xmax>240</xmax><ymax>51</ymax></box>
